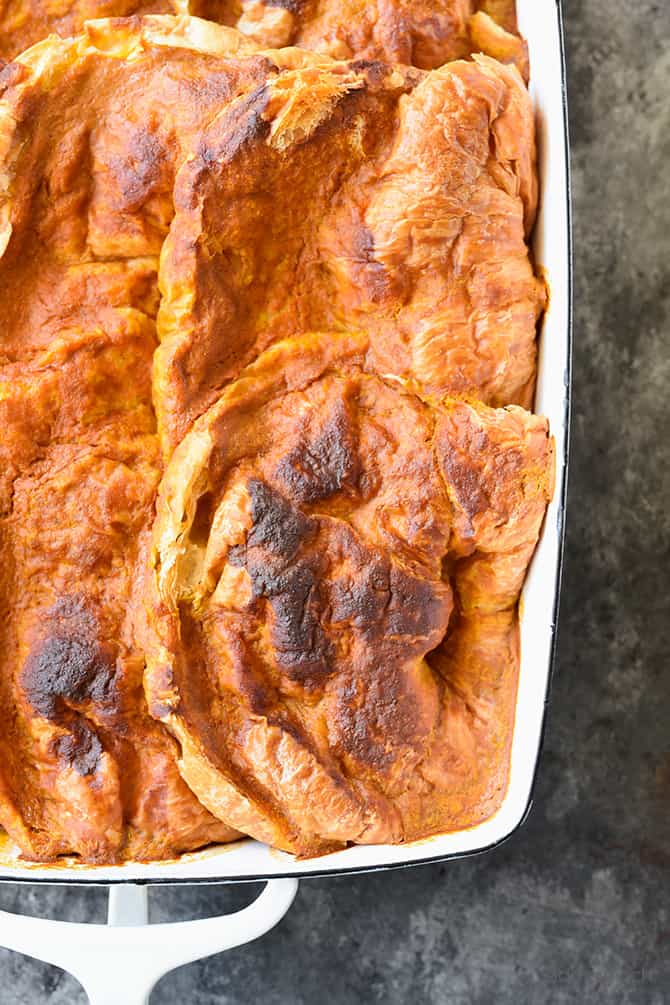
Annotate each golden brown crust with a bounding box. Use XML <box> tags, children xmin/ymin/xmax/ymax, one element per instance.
<box><xmin>0</xmin><ymin>1</ymin><xmax>526</xmax><ymax>79</ymax></box>
<box><xmin>143</xmin><ymin>332</ymin><xmax>554</xmax><ymax>854</ymax></box>
<box><xmin>155</xmin><ymin>47</ymin><xmax>543</xmax><ymax>451</ymax></box>
<box><xmin>0</xmin><ymin>20</ymin><xmax>261</xmax><ymax>861</ymax></box>
<box><xmin>194</xmin><ymin>0</ymin><xmax>528</xmax><ymax>79</ymax></box>
<box><xmin>0</xmin><ymin>18</ymin><xmax>541</xmax><ymax>448</ymax></box>
<box><xmin>0</xmin><ymin>300</ymin><xmax>238</xmax><ymax>862</ymax></box>
<box><xmin>0</xmin><ymin>15</ymin><xmax>551</xmax><ymax>863</ymax></box>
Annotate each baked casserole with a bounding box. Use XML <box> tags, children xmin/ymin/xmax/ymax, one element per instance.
<box><xmin>0</xmin><ymin>7</ymin><xmax>553</xmax><ymax>862</ymax></box>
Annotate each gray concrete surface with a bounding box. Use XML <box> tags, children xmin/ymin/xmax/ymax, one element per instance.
<box><xmin>1</xmin><ymin>1</ymin><xmax>668</xmax><ymax>1001</ymax></box>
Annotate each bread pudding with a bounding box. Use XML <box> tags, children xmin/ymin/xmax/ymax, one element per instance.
<box><xmin>0</xmin><ymin>12</ymin><xmax>553</xmax><ymax>862</ymax></box>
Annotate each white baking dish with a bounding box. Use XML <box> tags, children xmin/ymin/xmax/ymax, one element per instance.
<box><xmin>0</xmin><ymin>0</ymin><xmax>571</xmax><ymax>997</ymax></box>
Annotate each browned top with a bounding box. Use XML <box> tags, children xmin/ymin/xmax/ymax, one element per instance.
<box><xmin>143</xmin><ymin>332</ymin><xmax>554</xmax><ymax>856</ymax></box>
<box><xmin>0</xmin><ymin>307</ymin><xmax>237</xmax><ymax>861</ymax></box>
<box><xmin>155</xmin><ymin>41</ymin><xmax>542</xmax><ymax>449</ymax></box>
<box><xmin>0</xmin><ymin>1</ymin><xmax>526</xmax><ymax>76</ymax></box>
<box><xmin>0</xmin><ymin>17</ymin><xmax>550</xmax><ymax>863</ymax></box>
<box><xmin>0</xmin><ymin>19</ymin><xmax>266</xmax><ymax>860</ymax></box>
<box><xmin>0</xmin><ymin>19</ymin><xmax>542</xmax><ymax>448</ymax></box>
<box><xmin>206</xmin><ymin>0</ymin><xmax>527</xmax><ymax>78</ymax></box>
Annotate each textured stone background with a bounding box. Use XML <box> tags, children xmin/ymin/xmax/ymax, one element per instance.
<box><xmin>1</xmin><ymin>1</ymin><xmax>668</xmax><ymax>1001</ymax></box>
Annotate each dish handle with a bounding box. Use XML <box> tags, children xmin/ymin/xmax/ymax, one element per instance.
<box><xmin>0</xmin><ymin>878</ymin><xmax>299</xmax><ymax>1004</ymax></box>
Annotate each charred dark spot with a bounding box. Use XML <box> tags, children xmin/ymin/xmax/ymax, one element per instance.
<box><xmin>331</xmin><ymin>558</ymin><xmax>447</xmax><ymax>642</ymax></box>
<box><xmin>262</xmin><ymin>563</ymin><xmax>330</xmax><ymax>669</ymax></box>
<box><xmin>228</xmin><ymin>484</ymin><xmax>333</xmax><ymax>683</ymax></box>
<box><xmin>331</xmin><ymin>561</ymin><xmax>390</xmax><ymax>628</ymax></box>
<box><xmin>22</xmin><ymin>635</ymin><xmax>114</xmax><ymax>719</ymax></box>
<box><xmin>275</xmin><ymin>406</ymin><xmax>360</xmax><ymax>503</ymax></box>
<box><xmin>20</xmin><ymin>598</ymin><xmax>116</xmax><ymax>716</ymax></box>
<box><xmin>236</xmin><ymin>549</ymin><xmax>334</xmax><ymax>681</ymax></box>
<box><xmin>245</xmin><ymin>479</ymin><xmax>314</xmax><ymax>559</ymax></box>
<box><xmin>53</xmin><ymin>721</ymin><xmax>103</xmax><ymax>777</ymax></box>
<box><xmin>199</xmin><ymin>84</ymin><xmax>271</xmax><ymax>165</ymax></box>
<box><xmin>20</xmin><ymin>598</ymin><xmax>115</xmax><ymax>779</ymax></box>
